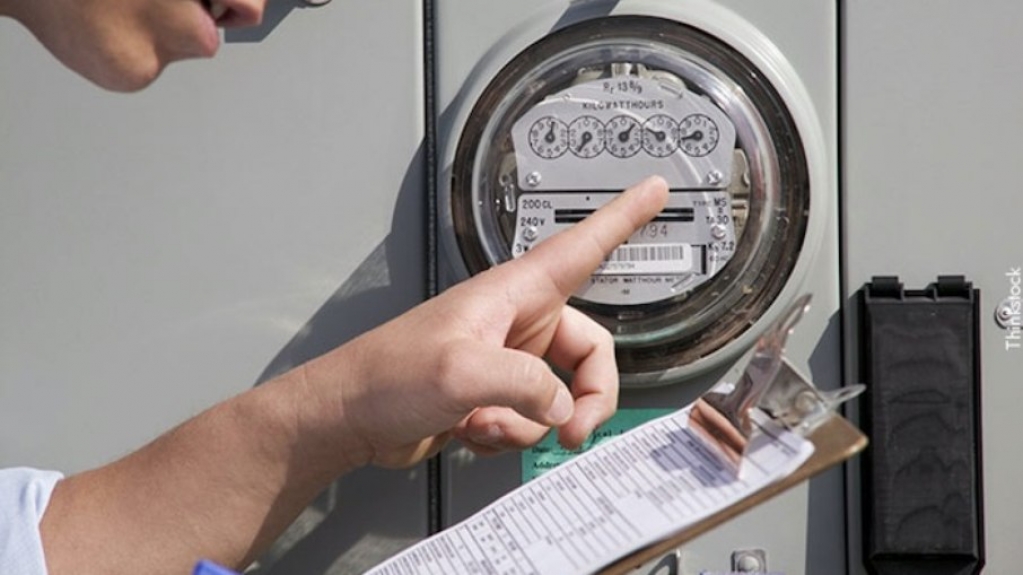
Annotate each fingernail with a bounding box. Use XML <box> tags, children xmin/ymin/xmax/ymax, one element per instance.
<box><xmin>643</xmin><ymin>174</ymin><xmax>668</xmax><ymax>189</ymax></box>
<box><xmin>470</xmin><ymin>424</ymin><xmax>504</xmax><ymax>446</ymax></box>
<box><xmin>546</xmin><ymin>387</ymin><xmax>574</xmax><ymax>424</ymax></box>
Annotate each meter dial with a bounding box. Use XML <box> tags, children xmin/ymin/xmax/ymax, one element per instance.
<box><xmin>679</xmin><ymin>113</ymin><xmax>720</xmax><ymax>157</ymax></box>
<box><xmin>569</xmin><ymin>116</ymin><xmax>606</xmax><ymax>159</ymax></box>
<box><xmin>642</xmin><ymin>114</ymin><xmax>681</xmax><ymax>158</ymax></box>
<box><xmin>606</xmin><ymin>115</ymin><xmax>642</xmax><ymax>158</ymax></box>
<box><xmin>449</xmin><ymin>16</ymin><xmax>813</xmax><ymax>385</ymax></box>
<box><xmin>527</xmin><ymin>116</ymin><xmax>568</xmax><ymax>159</ymax></box>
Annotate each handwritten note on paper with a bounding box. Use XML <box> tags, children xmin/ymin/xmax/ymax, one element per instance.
<box><xmin>366</xmin><ymin>405</ymin><xmax>813</xmax><ymax>575</ymax></box>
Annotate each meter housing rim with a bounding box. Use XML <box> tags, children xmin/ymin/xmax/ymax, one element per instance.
<box><xmin>437</xmin><ymin>0</ymin><xmax>829</xmax><ymax>386</ymax></box>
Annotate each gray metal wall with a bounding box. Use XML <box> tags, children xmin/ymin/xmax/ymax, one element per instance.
<box><xmin>1</xmin><ymin>2</ymin><xmax>428</xmax><ymax>573</ymax></box>
<box><xmin>4</xmin><ymin>0</ymin><xmax>1020</xmax><ymax>573</ymax></box>
<box><xmin>843</xmin><ymin>1</ymin><xmax>1023</xmax><ymax>573</ymax></box>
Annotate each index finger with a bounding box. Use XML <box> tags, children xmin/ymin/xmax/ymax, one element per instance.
<box><xmin>519</xmin><ymin>176</ymin><xmax>670</xmax><ymax>298</ymax></box>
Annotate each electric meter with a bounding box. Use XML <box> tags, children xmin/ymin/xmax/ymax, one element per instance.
<box><xmin>446</xmin><ymin>15</ymin><xmax>823</xmax><ymax>386</ymax></box>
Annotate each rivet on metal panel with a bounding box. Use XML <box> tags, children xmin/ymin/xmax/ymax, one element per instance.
<box><xmin>995</xmin><ymin>298</ymin><xmax>1015</xmax><ymax>329</ymax></box>
<box><xmin>525</xmin><ymin>171</ymin><xmax>542</xmax><ymax>187</ymax></box>
<box><xmin>731</xmin><ymin>549</ymin><xmax>767</xmax><ymax>573</ymax></box>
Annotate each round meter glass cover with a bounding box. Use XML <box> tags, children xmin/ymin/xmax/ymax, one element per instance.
<box><xmin>451</xmin><ymin>16</ymin><xmax>811</xmax><ymax>380</ymax></box>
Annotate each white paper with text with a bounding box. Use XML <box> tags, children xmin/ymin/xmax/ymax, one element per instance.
<box><xmin>366</xmin><ymin>405</ymin><xmax>813</xmax><ymax>575</ymax></box>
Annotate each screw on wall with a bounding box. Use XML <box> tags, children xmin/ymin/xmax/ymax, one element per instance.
<box><xmin>525</xmin><ymin>171</ymin><xmax>542</xmax><ymax>188</ymax></box>
<box><xmin>731</xmin><ymin>549</ymin><xmax>768</xmax><ymax>573</ymax></box>
<box><xmin>995</xmin><ymin>298</ymin><xmax>1018</xmax><ymax>329</ymax></box>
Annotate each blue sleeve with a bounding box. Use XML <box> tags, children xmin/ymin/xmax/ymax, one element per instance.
<box><xmin>0</xmin><ymin>467</ymin><xmax>64</xmax><ymax>575</ymax></box>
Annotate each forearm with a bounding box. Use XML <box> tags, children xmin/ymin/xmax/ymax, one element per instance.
<box><xmin>36</xmin><ymin>176</ymin><xmax>668</xmax><ymax>575</ymax></box>
<box><xmin>40</xmin><ymin>362</ymin><xmax>368</xmax><ymax>575</ymax></box>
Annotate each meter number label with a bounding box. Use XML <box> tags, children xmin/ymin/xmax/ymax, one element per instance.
<box><xmin>596</xmin><ymin>243</ymin><xmax>694</xmax><ymax>275</ymax></box>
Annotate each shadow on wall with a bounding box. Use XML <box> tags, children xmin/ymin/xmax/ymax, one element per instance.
<box><xmin>236</xmin><ymin>3</ymin><xmax>636</xmax><ymax>572</ymax></box>
<box><xmin>805</xmin><ymin>305</ymin><xmax>847</xmax><ymax>574</ymax></box>
<box><xmin>247</xmin><ymin>144</ymin><xmax>428</xmax><ymax>575</ymax></box>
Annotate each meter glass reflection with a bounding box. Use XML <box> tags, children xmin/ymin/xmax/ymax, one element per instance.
<box><xmin>450</xmin><ymin>17</ymin><xmax>811</xmax><ymax>383</ymax></box>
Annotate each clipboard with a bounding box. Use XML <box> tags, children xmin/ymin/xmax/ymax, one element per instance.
<box><xmin>600</xmin><ymin>294</ymin><xmax>868</xmax><ymax>574</ymax></box>
<box><xmin>598</xmin><ymin>414</ymin><xmax>866</xmax><ymax>575</ymax></box>
<box><xmin>365</xmin><ymin>295</ymin><xmax>867</xmax><ymax>575</ymax></box>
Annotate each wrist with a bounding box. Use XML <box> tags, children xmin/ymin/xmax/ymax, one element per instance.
<box><xmin>284</xmin><ymin>346</ymin><xmax>374</xmax><ymax>474</ymax></box>
<box><xmin>250</xmin><ymin>356</ymin><xmax>371</xmax><ymax>481</ymax></box>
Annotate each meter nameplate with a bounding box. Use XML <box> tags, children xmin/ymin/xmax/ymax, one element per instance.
<box><xmin>513</xmin><ymin>192</ymin><xmax>736</xmax><ymax>306</ymax></box>
<box><xmin>511</xmin><ymin>77</ymin><xmax>736</xmax><ymax>191</ymax></box>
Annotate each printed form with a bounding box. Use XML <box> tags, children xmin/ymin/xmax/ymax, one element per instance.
<box><xmin>367</xmin><ymin>405</ymin><xmax>813</xmax><ymax>575</ymax></box>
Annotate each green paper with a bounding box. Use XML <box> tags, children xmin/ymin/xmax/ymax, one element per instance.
<box><xmin>521</xmin><ymin>408</ymin><xmax>674</xmax><ymax>483</ymax></box>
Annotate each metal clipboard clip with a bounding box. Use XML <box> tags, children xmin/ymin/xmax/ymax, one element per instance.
<box><xmin>689</xmin><ymin>294</ymin><xmax>865</xmax><ymax>470</ymax></box>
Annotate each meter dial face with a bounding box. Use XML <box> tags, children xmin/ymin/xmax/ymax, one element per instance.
<box><xmin>643</xmin><ymin>114</ymin><xmax>681</xmax><ymax>158</ymax></box>
<box><xmin>606</xmin><ymin>116</ymin><xmax>643</xmax><ymax>158</ymax></box>
<box><xmin>569</xmin><ymin>116</ymin><xmax>606</xmax><ymax>159</ymax></box>
<box><xmin>679</xmin><ymin>113</ymin><xmax>720</xmax><ymax>157</ymax></box>
<box><xmin>527</xmin><ymin>116</ymin><xmax>569</xmax><ymax>159</ymax></box>
<box><xmin>450</xmin><ymin>16</ymin><xmax>811</xmax><ymax>384</ymax></box>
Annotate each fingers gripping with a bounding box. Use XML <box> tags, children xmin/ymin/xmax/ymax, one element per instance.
<box><xmin>547</xmin><ymin>306</ymin><xmax>619</xmax><ymax>448</ymax></box>
<box><xmin>458</xmin><ymin>308</ymin><xmax>621</xmax><ymax>452</ymax></box>
<box><xmin>456</xmin><ymin>406</ymin><xmax>551</xmax><ymax>452</ymax></box>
